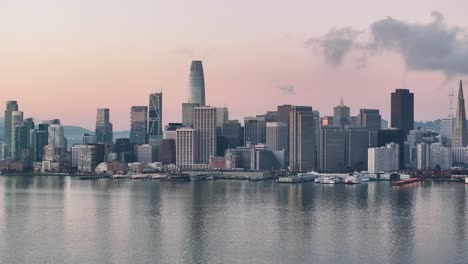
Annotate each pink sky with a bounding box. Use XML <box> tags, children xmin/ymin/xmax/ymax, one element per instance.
<box><xmin>1</xmin><ymin>0</ymin><xmax>466</xmax><ymax>130</ymax></box>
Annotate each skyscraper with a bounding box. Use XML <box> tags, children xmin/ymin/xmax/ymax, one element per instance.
<box><xmin>391</xmin><ymin>89</ymin><xmax>414</xmax><ymax>137</ymax></box>
<box><xmin>333</xmin><ymin>99</ymin><xmax>350</xmax><ymax>128</ymax></box>
<box><xmin>244</xmin><ymin>116</ymin><xmax>266</xmax><ymax>146</ymax></box>
<box><xmin>4</xmin><ymin>101</ymin><xmax>18</xmax><ymax>157</ymax></box>
<box><xmin>130</xmin><ymin>106</ymin><xmax>148</xmax><ymax>145</ymax></box>
<box><xmin>48</xmin><ymin>124</ymin><xmax>67</xmax><ymax>149</ymax></box>
<box><xmin>289</xmin><ymin>106</ymin><xmax>315</xmax><ymax>172</ymax></box>
<box><xmin>266</xmin><ymin>122</ymin><xmax>288</xmax><ymax>151</ymax></box>
<box><xmin>182</xmin><ymin>102</ymin><xmax>200</xmax><ymax>126</ymax></box>
<box><xmin>193</xmin><ymin>106</ymin><xmax>217</xmax><ymax>164</ymax></box>
<box><xmin>176</xmin><ymin>128</ymin><xmax>199</xmax><ymax>168</ymax></box>
<box><xmin>95</xmin><ymin>108</ymin><xmax>113</xmax><ymax>145</ymax></box>
<box><xmin>357</xmin><ymin>109</ymin><xmax>381</xmax><ymax>131</ymax></box>
<box><xmin>188</xmin><ymin>61</ymin><xmax>206</xmax><ymax>106</ymax></box>
<box><xmin>222</xmin><ymin>120</ymin><xmax>242</xmax><ymax>148</ymax></box>
<box><xmin>10</xmin><ymin>111</ymin><xmax>23</xmax><ymax>159</ymax></box>
<box><xmin>148</xmin><ymin>92</ymin><xmax>163</xmax><ymax>138</ymax></box>
<box><xmin>452</xmin><ymin>81</ymin><xmax>467</xmax><ymax>147</ymax></box>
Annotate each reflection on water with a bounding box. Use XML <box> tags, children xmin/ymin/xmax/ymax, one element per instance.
<box><xmin>0</xmin><ymin>176</ymin><xmax>467</xmax><ymax>264</ymax></box>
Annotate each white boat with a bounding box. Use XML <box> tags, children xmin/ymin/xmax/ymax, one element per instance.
<box><xmin>345</xmin><ymin>173</ymin><xmax>363</xmax><ymax>184</ymax></box>
<box><xmin>465</xmin><ymin>177</ymin><xmax>468</xmax><ymax>185</ymax></box>
<box><xmin>130</xmin><ymin>174</ymin><xmax>147</xmax><ymax>179</ymax></box>
<box><xmin>322</xmin><ymin>177</ymin><xmax>335</xmax><ymax>184</ymax></box>
<box><xmin>315</xmin><ymin>177</ymin><xmax>323</xmax><ymax>183</ymax></box>
<box><xmin>152</xmin><ymin>174</ymin><xmax>168</xmax><ymax>180</ymax></box>
<box><xmin>111</xmin><ymin>174</ymin><xmax>128</xmax><ymax>179</ymax></box>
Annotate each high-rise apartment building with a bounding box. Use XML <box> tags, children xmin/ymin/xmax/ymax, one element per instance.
<box><xmin>130</xmin><ymin>106</ymin><xmax>148</xmax><ymax>145</ymax></box>
<box><xmin>391</xmin><ymin>89</ymin><xmax>414</xmax><ymax>137</ymax></box>
<box><xmin>188</xmin><ymin>61</ymin><xmax>206</xmax><ymax>106</ymax></box>
<box><xmin>193</xmin><ymin>107</ymin><xmax>217</xmax><ymax>164</ymax></box>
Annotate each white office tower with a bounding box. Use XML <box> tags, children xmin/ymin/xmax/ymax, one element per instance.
<box><xmin>367</xmin><ymin>143</ymin><xmax>399</xmax><ymax>173</ymax></box>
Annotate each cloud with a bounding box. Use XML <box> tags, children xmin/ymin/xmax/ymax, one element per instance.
<box><xmin>305</xmin><ymin>28</ymin><xmax>363</xmax><ymax>66</ymax></box>
<box><xmin>308</xmin><ymin>12</ymin><xmax>468</xmax><ymax>78</ymax></box>
<box><xmin>278</xmin><ymin>84</ymin><xmax>296</xmax><ymax>95</ymax></box>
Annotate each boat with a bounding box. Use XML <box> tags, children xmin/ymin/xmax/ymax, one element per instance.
<box><xmin>322</xmin><ymin>177</ymin><xmax>335</xmax><ymax>184</ymax></box>
<box><xmin>152</xmin><ymin>174</ymin><xmax>168</xmax><ymax>180</ymax></box>
<box><xmin>111</xmin><ymin>174</ymin><xmax>128</xmax><ymax>179</ymax></box>
<box><xmin>345</xmin><ymin>173</ymin><xmax>363</xmax><ymax>184</ymax></box>
<box><xmin>315</xmin><ymin>177</ymin><xmax>323</xmax><ymax>183</ymax></box>
<box><xmin>161</xmin><ymin>173</ymin><xmax>191</xmax><ymax>182</ymax></box>
<box><xmin>130</xmin><ymin>174</ymin><xmax>147</xmax><ymax>179</ymax></box>
<box><xmin>465</xmin><ymin>177</ymin><xmax>468</xmax><ymax>185</ymax></box>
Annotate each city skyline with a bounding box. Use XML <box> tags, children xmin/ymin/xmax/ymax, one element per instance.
<box><xmin>2</xmin><ymin>1</ymin><xmax>468</xmax><ymax>130</ymax></box>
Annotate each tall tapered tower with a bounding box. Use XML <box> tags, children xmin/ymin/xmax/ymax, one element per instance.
<box><xmin>188</xmin><ymin>61</ymin><xmax>206</xmax><ymax>106</ymax></box>
<box><xmin>452</xmin><ymin>80</ymin><xmax>467</xmax><ymax>147</ymax></box>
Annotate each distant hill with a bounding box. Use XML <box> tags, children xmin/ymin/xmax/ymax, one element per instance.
<box><xmin>63</xmin><ymin>126</ymin><xmax>93</xmax><ymax>139</ymax></box>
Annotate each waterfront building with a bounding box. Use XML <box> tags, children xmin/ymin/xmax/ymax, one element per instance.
<box><xmin>333</xmin><ymin>99</ymin><xmax>350</xmax><ymax>128</ymax></box>
<box><xmin>244</xmin><ymin>116</ymin><xmax>266</xmax><ymax>146</ymax></box>
<box><xmin>452</xmin><ymin>81</ymin><xmax>467</xmax><ymax>147</ymax></box>
<box><xmin>289</xmin><ymin>106</ymin><xmax>315</xmax><ymax>172</ymax></box>
<box><xmin>130</xmin><ymin>106</ymin><xmax>148</xmax><ymax>145</ymax></box>
<box><xmin>176</xmin><ymin>128</ymin><xmax>199</xmax><ymax>169</ymax></box>
<box><xmin>266</xmin><ymin>122</ymin><xmax>288</xmax><ymax>151</ymax></box>
<box><xmin>193</xmin><ymin>106</ymin><xmax>217</xmax><ymax>164</ymax></box>
<box><xmin>367</xmin><ymin>143</ymin><xmax>399</xmax><ymax>173</ymax></box>
<box><xmin>416</xmin><ymin>142</ymin><xmax>431</xmax><ymax>170</ymax></box>
<box><xmin>159</xmin><ymin>139</ymin><xmax>176</xmax><ymax>164</ymax></box>
<box><xmin>377</xmin><ymin>129</ymin><xmax>405</xmax><ymax>169</ymax></box>
<box><xmin>357</xmin><ymin>109</ymin><xmax>381</xmax><ymax>131</ymax></box>
<box><xmin>345</xmin><ymin>127</ymin><xmax>370</xmax><ymax>172</ymax></box>
<box><xmin>188</xmin><ymin>60</ymin><xmax>206</xmax><ymax>106</ymax></box>
<box><xmin>391</xmin><ymin>89</ymin><xmax>414</xmax><ymax>137</ymax></box>
<box><xmin>319</xmin><ymin>126</ymin><xmax>346</xmax><ymax>172</ymax></box>
<box><xmin>430</xmin><ymin>143</ymin><xmax>452</xmax><ymax>170</ymax></box>
<box><xmin>4</xmin><ymin>101</ymin><xmax>18</xmax><ymax>158</ymax></box>
<box><xmin>71</xmin><ymin>144</ymin><xmax>105</xmax><ymax>173</ymax></box>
